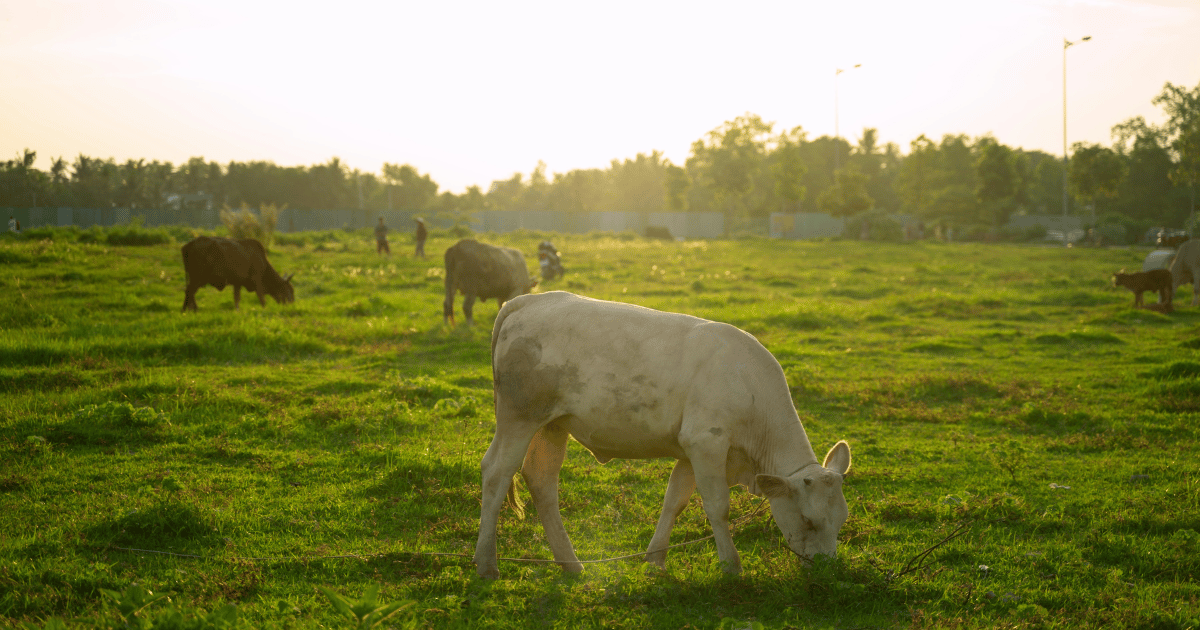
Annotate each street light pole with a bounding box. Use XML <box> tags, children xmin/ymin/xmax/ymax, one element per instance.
<box><xmin>834</xmin><ymin>64</ymin><xmax>861</xmax><ymax>171</ymax></box>
<box><xmin>1062</xmin><ymin>36</ymin><xmax>1091</xmax><ymax>219</ymax></box>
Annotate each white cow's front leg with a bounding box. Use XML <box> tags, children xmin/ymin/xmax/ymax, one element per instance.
<box><xmin>686</xmin><ymin>446</ymin><xmax>740</xmax><ymax>574</ymax></box>
<box><xmin>523</xmin><ymin>422</ymin><xmax>583</xmax><ymax>573</ymax></box>
<box><xmin>645</xmin><ymin>459</ymin><xmax>696</xmax><ymax>567</ymax></box>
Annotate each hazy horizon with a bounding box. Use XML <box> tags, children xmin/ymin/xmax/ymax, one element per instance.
<box><xmin>3</xmin><ymin>0</ymin><xmax>1199</xmax><ymax>194</ymax></box>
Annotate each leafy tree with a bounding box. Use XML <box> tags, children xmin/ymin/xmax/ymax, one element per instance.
<box><xmin>486</xmin><ymin>172</ymin><xmax>526</xmax><ymax>212</ymax></box>
<box><xmin>816</xmin><ymin>166</ymin><xmax>873</xmax><ymax>217</ymax></box>
<box><xmin>1151</xmin><ymin>80</ymin><xmax>1200</xmax><ymax>224</ymax></box>
<box><xmin>975</xmin><ymin>136</ymin><xmax>1019</xmax><ymax>226</ymax></box>
<box><xmin>1013</xmin><ymin>150</ymin><xmax>1062</xmax><ymax>215</ymax></box>
<box><xmin>770</xmin><ymin>126</ymin><xmax>808</xmax><ymax>213</ymax></box>
<box><xmin>895</xmin><ymin>135</ymin><xmax>938</xmax><ymax>217</ymax></box>
<box><xmin>687</xmin><ymin>113</ymin><xmax>773</xmax><ymax>217</ymax></box>
<box><xmin>851</xmin><ymin>129</ymin><xmax>901</xmax><ymax>213</ymax></box>
<box><xmin>115</xmin><ymin>159</ymin><xmax>147</xmax><ymax>209</ymax></box>
<box><xmin>664</xmin><ymin>164</ymin><xmax>690</xmax><ymax>212</ymax></box>
<box><xmin>610</xmin><ymin>152</ymin><xmax>671</xmax><ymax>212</ymax></box>
<box><xmin>548</xmin><ymin>169</ymin><xmax>602</xmax><ymax>213</ymax></box>
<box><xmin>894</xmin><ymin>134</ymin><xmax>981</xmax><ymax>225</ymax></box>
<box><xmin>522</xmin><ymin>161</ymin><xmax>551</xmax><ymax>211</ymax></box>
<box><xmin>304</xmin><ymin>157</ymin><xmax>350</xmax><ymax>210</ymax></box>
<box><xmin>1069</xmin><ymin>142</ymin><xmax>1126</xmax><ymax>220</ymax></box>
<box><xmin>382</xmin><ymin>163</ymin><xmax>438</xmax><ymax>211</ymax></box>
<box><xmin>797</xmin><ymin>135</ymin><xmax>848</xmax><ymax>211</ymax></box>
<box><xmin>71</xmin><ymin>155</ymin><xmax>119</xmax><ymax>208</ymax></box>
<box><xmin>179</xmin><ymin>156</ymin><xmax>212</xmax><ymax>195</ymax></box>
<box><xmin>0</xmin><ymin>149</ymin><xmax>45</xmax><ymax>207</ymax></box>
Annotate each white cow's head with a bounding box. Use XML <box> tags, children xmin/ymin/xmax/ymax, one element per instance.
<box><xmin>756</xmin><ymin>440</ymin><xmax>852</xmax><ymax>562</ymax></box>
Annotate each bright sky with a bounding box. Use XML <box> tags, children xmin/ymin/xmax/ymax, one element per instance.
<box><xmin>2</xmin><ymin>0</ymin><xmax>1198</xmax><ymax>194</ymax></box>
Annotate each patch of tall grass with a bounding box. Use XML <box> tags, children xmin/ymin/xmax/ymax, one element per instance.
<box><xmin>220</xmin><ymin>202</ymin><xmax>281</xmax><ymax>249</ymax></box>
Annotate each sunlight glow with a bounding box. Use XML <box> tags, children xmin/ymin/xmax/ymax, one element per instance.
<box><xmin>2</xmin><ymin>0</ymin><xmax>1198</xmax><ymax>192</ymax></box>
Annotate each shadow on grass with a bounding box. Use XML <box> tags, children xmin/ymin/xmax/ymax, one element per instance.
<box><xmin>85</xmin><ymin>502</ymin><xmax>221</xmax><ymax>549</ymax></box>
<box><xmin>12</xmin><ymin>400</ymin><xmax>179</xmax><ymax>448</ymax></box>
<box><xmin>0</xmin><ymin>336</ymin><xmax>343</xmax><ymax>367</ymax></box>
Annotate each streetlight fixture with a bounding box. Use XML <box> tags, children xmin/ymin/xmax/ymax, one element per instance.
<box><xmin>834</xmin><ymin>64</ymin><xmax>861</xmax><ymax>171</ymax></box>
<box><xmin>1062</xmin><ymin>36</ymin><xmax>1091</xmax><ymax>219</ymax></box>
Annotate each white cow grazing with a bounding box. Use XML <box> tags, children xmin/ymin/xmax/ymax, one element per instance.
<box><xmin>1170</xmin><ymin>239</ymin><xmax>1200</xmax><ymax>306</ymax></box>
<box><xmin>474</xmin><ymin>291</ymin><xmax>852</xmax><ymax>579</ymax></box>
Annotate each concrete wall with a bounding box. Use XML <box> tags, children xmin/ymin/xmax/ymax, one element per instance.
<box><xmin>769</xmin><ymin>212</ymin><xmax>846</xmax><ymax>239</ymax></box>
<box><xmin>3</xmin><ymin>207</ymin><xmax>727</xmax><ymax>239</ymax></box>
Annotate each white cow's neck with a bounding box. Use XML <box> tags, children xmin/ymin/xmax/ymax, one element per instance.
<box><xmin>784</xmin><ymin>461</ymin><xmax>823</xmax><ymax>478</ymax></box>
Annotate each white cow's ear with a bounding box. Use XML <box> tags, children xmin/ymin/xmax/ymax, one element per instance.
<box><xmin>823</xmin><ymin>440</ymin><xmax>852</xmax><ymax>475</ymax></box>
<box><xmin>756</xmin><ymin>474</ymin><xmax>791</xmax><ymax>499</ymax></box>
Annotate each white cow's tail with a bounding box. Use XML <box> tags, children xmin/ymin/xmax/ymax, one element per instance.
<box><xmin>508</xmin><ymin>473</ymin><xmax>525</xmax><ymax>520</ymax></box>
<box><xmin>489</xmin><ymin>296</ymin><xmax>523</xmax><ymax>362</ymax></box>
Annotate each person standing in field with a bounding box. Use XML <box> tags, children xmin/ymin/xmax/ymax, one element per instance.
<box><xmin>375</xmin><ymin>217</ymin><xmax>390</xmax><ymax>256</ymax></box>
<box><xmin>414</xmin><ymin>217</ymin><xmax>427</xmax><ymax>259</ymax></box>
<box><xmin>8</xmin><ymin>215</ymin><xmax>16</xmax><ymax>233</ymax></box>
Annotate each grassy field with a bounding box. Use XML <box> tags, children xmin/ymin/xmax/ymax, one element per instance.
<box><xmin>1</xmin><ymin>227</ymin><xmax>1198</xmax><ymax>629</ymax></box>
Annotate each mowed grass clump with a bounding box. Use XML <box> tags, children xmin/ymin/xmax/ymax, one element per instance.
<box><xmin>1</xmin><ymin>229</ymin><xmax>1198</xmax><ymax>628</ymax></box>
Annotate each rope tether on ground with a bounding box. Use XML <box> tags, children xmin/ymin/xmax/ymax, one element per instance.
<box><xmin>106</xmin><ymin>499</ymin><xmax>771</xmax><ymax>566</ymax></box>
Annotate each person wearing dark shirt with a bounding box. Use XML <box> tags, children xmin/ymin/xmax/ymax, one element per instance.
<box><xmin>375</xmin><ymin>217</ymin><xmax>390</xmax><ymax>255</ymax></box>
<box><xmin>414</xmin><ymin>218</ymin><xmax>427</xmax><ymax>259</ymax></box>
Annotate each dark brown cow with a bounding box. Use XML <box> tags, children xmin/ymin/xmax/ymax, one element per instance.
<box><xmin>1112</xmin><ymin>268</ymin><xmax>1172</xmax><ymax>308</ymax></box>
<box><xmin>181</xmin><ymin>236</ymin><xmax>294</xmax><ymax>312</ymax></box>
<box><xmin>443</xmin><ymin>239</ymin><xmax>535</xmax><ymax>325</ymax></box>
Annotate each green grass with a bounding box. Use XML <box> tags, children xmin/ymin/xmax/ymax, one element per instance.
<box><xmin>1</xmin><ymin>229</ymin><xmax>1198</xmax><ymax>628</ymax></box>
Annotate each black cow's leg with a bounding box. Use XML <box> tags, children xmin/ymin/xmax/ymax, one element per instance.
<box><xmin>463</xmin><ymin>293</ymin><xmax>477</xmax><ymax>324</ymax></box>
<box><xmin>233</xmin><ymin>285</ymin><xmax>241</xmax><ymax>310</ymax></box>
<box><xmin>182</xmin><ymin>285</ymin><xmax>198</xmax><ymax>312</ymax></box>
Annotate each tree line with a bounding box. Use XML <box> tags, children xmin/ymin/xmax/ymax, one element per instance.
<box><xmin>3</xmin><ymin>80</ymin><xmax>1197</xmax><ymax>237</ymax></box>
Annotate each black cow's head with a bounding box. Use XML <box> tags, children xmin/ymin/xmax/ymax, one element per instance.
<box><xmin>270</xmin><ymin>273</ymin><xmax>295</xmax><ymax>305</ymax></box>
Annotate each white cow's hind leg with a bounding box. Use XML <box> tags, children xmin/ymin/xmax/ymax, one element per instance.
<box><xmin>473</xmin><ymin>417</ymin><xmax>541</xmax><ymax>579</ymax></box>
<box><xmin>645</xmin><ymin>459</ymin><xmax>696</xmax><ymax>567</ymax></box>
<box><xmin>523</xmin><ymin>422</ymin><xmax>583</xmax><ymax>573</ymax></box>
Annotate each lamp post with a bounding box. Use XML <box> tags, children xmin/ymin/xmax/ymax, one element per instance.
<box><xmin>1062</xmin><ymin>36</ymin><xmax>1091</xmax><ymax>219</ymax></box>
<box><xmin>834</xmin><ymin>64</ymin><xmax>861</xmax><ymax>171</ymax></box>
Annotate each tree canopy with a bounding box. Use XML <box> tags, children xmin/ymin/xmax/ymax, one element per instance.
<box><xmin>4</xmin><ymin>79</ymin><xmax>1198</xmax><ymax>235</ymax></box>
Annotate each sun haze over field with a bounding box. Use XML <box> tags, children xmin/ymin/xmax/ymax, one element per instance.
<box><xmin>2</xmin><ymin>0</ymin><xmax>1199</xmax><ymax>193</ymax></box>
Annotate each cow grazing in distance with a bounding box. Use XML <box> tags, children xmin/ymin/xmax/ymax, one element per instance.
<box><xmin>1112</xmin><ymin>269</ymin><xmax>1173</xmax><ymax>308</ymax></box>
<box><xmin>474</xmin><ymin>291</ymin><xmax>852</xmax><ymax>579</ymax></box>
<box><xmin>645</xmin><ymin>225</ymin><xmax>674</xmax><ymax>240</ymax></box>
<box><xmin>1158</xmin><ymin>232</ymin><xmax>1191</xmax><ymax>249</ymax></box>
<box><xmin>443</xmin><ymin>239</ymin><xmax>536</xmax><ymax>325</ymax></box>
<box><xmin>1170</xmin><ymin>239</ymin><xmax>1200</xmax><ymax>306</ymax></box>
<box><xmin>181</xmin><ymin>236</ymin><xmax>294</xmax><ymax>312</ymax></box>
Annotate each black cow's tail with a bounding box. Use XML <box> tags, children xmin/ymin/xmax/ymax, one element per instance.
<box><xmin>180</xmin><ymin>241</ymin><xmax>191</xmax><ymax>285</ymax></box>
<box><xmin>443</xmin><ymin>247</ymin><xmax>457</xmax><ymax>324</ymax></box>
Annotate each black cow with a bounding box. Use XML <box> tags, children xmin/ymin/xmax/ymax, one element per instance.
<box><xmin>443</xmin><ymin>239</ymin><xmax>535</xmax><ymax>325</ymax></box>
<box><xmin>181</xmin><ymin>236</ymin><xmax>294</xmax><ymax>312</ymax></box>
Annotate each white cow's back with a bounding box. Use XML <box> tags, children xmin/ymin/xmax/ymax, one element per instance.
<box><xmin>492</xmin><ymin>291</ymin><xmax>812</xmax><ymax>468</ymax></box>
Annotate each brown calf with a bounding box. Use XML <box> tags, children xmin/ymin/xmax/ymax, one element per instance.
<box><xmin>1112</xmin><ymin>268</ymin><xmax>1172</xmax><ymax>308</ymax></box>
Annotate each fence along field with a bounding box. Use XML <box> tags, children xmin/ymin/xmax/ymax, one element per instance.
<box><xmin>1</xmin><ymin>226</ymin><xmax>1198</xmax><ymax>628</ymax></box>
